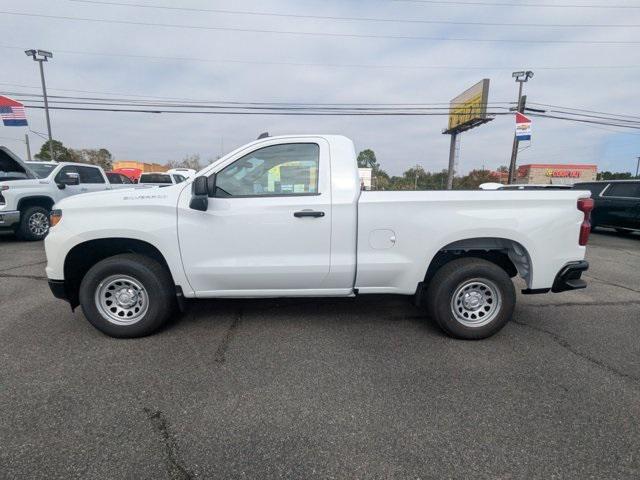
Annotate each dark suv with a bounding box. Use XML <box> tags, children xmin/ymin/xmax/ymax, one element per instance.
<box><xmin>573</xmin><ymin>180</ymin><xmax>640</xmax><ymax>233</ymax></box>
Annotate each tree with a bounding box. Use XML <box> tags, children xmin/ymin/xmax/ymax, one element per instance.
<box><xmin>455</xmin><ymin>169</ymin><xmax>498</xmax><ymax>190</ymax></box>
<box><xmin>34</xmin><ymin>140</ymin><xmax>71</xmax><ymax>162</ymax></box>
<box><xmin>67</xmin><ymin>148</ymin><xmax>113</xmax><ymax>170</ymax></box>
<box><xmin>496</xmin><ymin>165</ymin><xmax>509</xmax><ymax>173</ymax></box>
<box><xmin>357</xmin><ymin>149</ymin><xmax>378</xmax><ymax>169</ymax></box>
<box><xmin>597</xmin><ymin>171</ymin><xmax>633</xmax><ymax>180</ymax></box>
<box><xmin>167</xmin><ymin>154</ymin><xmax>202</xmax><ymax>171</ymax></box>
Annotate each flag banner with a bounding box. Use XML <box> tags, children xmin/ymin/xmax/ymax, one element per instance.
<box><xmin>0</xmin><ymin>96</ymin><xmax>28</xmax><ymax>127</ymax></box>
<box><xmin>515</xmin><ymin>112</ymin><xmax>531</xmax><ymax>141</ymax></box>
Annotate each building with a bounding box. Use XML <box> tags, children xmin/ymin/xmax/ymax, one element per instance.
<box><xmin>112</xmin><ymin>160</ymin><xmax>168</xmax><ymax>181</ymax></box>
<box><xmin>516</xmin><ymin>163</ymin><xmax>598</xmax><ymax>185</ymax></box>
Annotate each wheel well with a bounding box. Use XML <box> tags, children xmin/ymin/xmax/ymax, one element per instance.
<box><xmin>63</xmin><ymin>238</ymin><xmax>173</xmax><ymax>309</ymax></box>
<box><xmin>422</xmin><ymin>237</ymin><xmax>532</xmax><ymax>295</ymax></box>
<box><xmin>18</xmin><ymin>196</ymin><xmax>55</xmax><ymax>212</ymax></box>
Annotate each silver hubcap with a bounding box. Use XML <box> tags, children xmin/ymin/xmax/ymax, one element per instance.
<box><xmin>28</xmin><ymin>212</ymin><xmax>49</xmax><ymax>236</ymax></box>
<box><xmin>95</xmin><ymin>275</ymin><xmax>148</xmax><ymax>325</ymax></box>
<box><xmin>450</xmin><ymin>278</ymin><xmax>502</xmax><ymax>328</ymax></box>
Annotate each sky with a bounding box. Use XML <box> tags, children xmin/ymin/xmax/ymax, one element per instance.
<box><xmin>1</xmin><ymin>0</ymin><xmax>639</xmax><ymax>176</ymax></box>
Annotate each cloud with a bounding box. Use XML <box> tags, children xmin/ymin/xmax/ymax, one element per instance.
<box><xmin>1</xmin><ymin>0</ymin><xmax>639</xmax><ymax>175</ymax></box>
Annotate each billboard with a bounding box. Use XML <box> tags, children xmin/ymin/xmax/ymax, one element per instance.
<box><xmin>447</xmin><ymin>79</ymin><xmax>490</xmax><ymax>132</ymax></box>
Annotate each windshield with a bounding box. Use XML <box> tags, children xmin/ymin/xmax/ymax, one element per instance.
<box><xmin>140</xmin><ymin>173</ymin><xmax>172</xmax><ymax>184</ymax></box>
<box><xmin>26</xmin><ymin>162</ymin><xmax>57</xmax><ymax>179</ymax></box>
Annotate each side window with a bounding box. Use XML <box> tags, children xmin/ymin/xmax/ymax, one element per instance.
<box><xmin>214</xmin><ymin>143</ymin><xmax>319</xmax><ymax>197</ymax></box>
<box><xmin>173</xmin><ymin>174</ymin><xmax>186</xmax><ymax>184</ymax></box>
<box><xmin>603</xmin><ymin>183</ymin><xmax>640</xmax><ymax>198</ymax></box>
<box><xmin>120</xmin><ymin>174</ymin><xmax>133</xmax><ymax>184</ymax></box>
<box><xmin>54</xmin><ymin>165</ymin><xmax>79</xmax><ymax>183</ymax></box>
<box><xmin>107</xmin><ymin>173</ymin><xmax>122</xmax><ymax>184</ymax></box>
<box><xmin>77</xmin><ymin>166</ymin><xmax>105</xmax><ymax>184</ymax></box>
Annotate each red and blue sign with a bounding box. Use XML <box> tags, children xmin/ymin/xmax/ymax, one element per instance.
<box><xmin>0</xmin><ymin>96</ymin><xmax>28</xmax><ymax>127</ymax></box>
<box><xmin>515</xmin><ymin>112</ymin><xmax>531</xmax><ymax>141</ymax></box>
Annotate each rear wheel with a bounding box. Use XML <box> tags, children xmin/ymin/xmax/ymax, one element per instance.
<box><xmin>425</xmin><ymin>258</ymin><xmax>516</xmax><ymax>340</ymax></box>
<box><xmin>16</xmin><ymin>206</ymin><xmax>50</xmax><ymax>241</ymax></box>
<box><xmin>79</xmin><ymin>254</ymin><xmax>175</xmax><ymax>338</ymax></box>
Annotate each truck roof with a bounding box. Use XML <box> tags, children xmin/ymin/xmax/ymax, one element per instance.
<box><xmin>26</xmin><ymin>161</ymin><xmax>105</xmax><ymax>169</ymax></box>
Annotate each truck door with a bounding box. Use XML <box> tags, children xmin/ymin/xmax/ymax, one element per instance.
<box><xmin>53</xmin><ymin>165</ymin><xmax>83</xmax><ymax>198</ymax></box>
<box><xmin>177</xmin><ymin>139</ymin><xmax>332</xmax><ymax>295</ymax></box>
<box><xmin>600</xmin><ymin>182</ymin><xmax>640</xmax><ymax>229</ymax></box>
<box><xmin>76</xmin><ymin>165</ymin><xmax>109</xmax><ymax>194</ymax></box>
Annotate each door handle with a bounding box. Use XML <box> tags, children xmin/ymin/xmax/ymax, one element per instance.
<box><xmin>294</xmin><ymin>210</ymin><xmax>325</xmax><ymax>218</ymax></box>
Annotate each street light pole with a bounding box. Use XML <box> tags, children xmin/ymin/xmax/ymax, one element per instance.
<box><xmin>25</xmin><ymin>49</ymin><xmax>54</xmax><ymax>161</ymax></box>
<box><xmin>507</xmin><ymin>70</ymin><xmax>533</xmax><ymax>184</ymax></box>
<box><xmin>636</xmin><ymin>156</ymin><xmax>640</xmax><ymax>178</ymax></box>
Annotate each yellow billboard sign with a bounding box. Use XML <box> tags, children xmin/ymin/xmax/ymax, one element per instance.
<box><xmin>447</xmin><ymin>79</ymin><xmax>490</xmax><ymax>132</ymax></box>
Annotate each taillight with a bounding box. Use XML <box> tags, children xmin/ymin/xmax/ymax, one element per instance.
<box><xmin>577</xmin><ymin>198</ymin><xmax>594</xmax><ymax>246</ymax></box>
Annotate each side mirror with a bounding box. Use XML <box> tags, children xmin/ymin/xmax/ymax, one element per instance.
<box><xmin>57</xmin><ymin>173</ymin><xmax>79</xmax><ymax>189</ymax></box>
<box><xmin>190</xmin><ymin>176</ymin><xmax>209</xmax><ymax>211</ymax></box>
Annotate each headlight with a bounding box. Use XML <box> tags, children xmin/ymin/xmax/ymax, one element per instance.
<box><xmin>50</xmin><ymin>209</ymin><xmax>62</xmax><ymax>227</ymax></box>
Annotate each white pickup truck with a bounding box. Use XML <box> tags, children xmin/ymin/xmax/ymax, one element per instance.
<box><xmin>44</xmin><ymin>135</ymin><xmax>594</xmax><ymax>339</ymax></box>
<box><xmin>0</xmin><ymin>147</ymin><xmax>128</xmax><ymax>240</ymax></box>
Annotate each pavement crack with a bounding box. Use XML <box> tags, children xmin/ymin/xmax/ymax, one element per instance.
<box><xmin>143</xmin><ymin>407</ymin><xmax>193</xmax><ymax>480</ymax></box>
<box><xmin>584</xmin><ymin>274</ymin><xmax>640</xmax><ymax>295</ymax></box>
<box><xmin>529</xmin><ymin>299</ymin><xmax>640</xmax><ymax>308</ymax></box>
<box><xmin>0</xmin><ymin>273</ymin><xmax>48</xmax><ymax>281</ymax></box>
<box><xmin>513</xmin><ymin>320</ymin><xmax>639</xmax><ymax>385</ymax></box>
<box><xmin>0</xmin><ymin>260</ymin><xmax>46</xmax><ymax>273</ymax></box>
<box><xmin>214</xmin><ymin>308</ymin><xmax>242</xmax><ymax>364</ymax></box>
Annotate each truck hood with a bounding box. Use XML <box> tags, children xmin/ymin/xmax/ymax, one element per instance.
<box><xmin>0</xmin><ymin>178</ymin><xmax>50</xmax><ymax>189</ymax></box>
<box><xmin>0</xmin><ymin>146</ymin><xmax>37</xmax><ymax>181</ymax></box>
<box><xmin>55</xmin><ymin>184</ymin><xmax>182</xmax><ymax>210</ymax></box>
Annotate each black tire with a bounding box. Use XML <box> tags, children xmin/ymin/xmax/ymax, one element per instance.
<box><xmin>425</xmin><ymin>258</ymin><xmax>516</xmax><ymax>340</ymax></box>
<box><xmin>16</xmin><ymin>206</ymin><xmax>50</xmax><ymax>241</ymax></box>
<box><xmin>79</xmin><ymin>254</ymin><xmax>175</xmax><ymax>338</ymax></box>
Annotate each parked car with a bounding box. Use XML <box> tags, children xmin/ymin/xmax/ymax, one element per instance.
<box><xmin>573</xmin><ymin>180</ymin><xmax>640</xmax><ymax>233</ymax></box>
<box><xmin>167</xmin><ymin>168</ymin><xmax>197</xmax><ymax>179</ymax></box>
<box><xmin>0</xmin><ymin>147</ymin><xmax>113</xmax><ymax>240</ymax></box>
<box><xmin>138</xmin><ymin>172</ymin><xmax>186</xmax><ymax>186</ymax></box>
<box><xmin>45</xmin><ymin>135</ymin><xmax>593</xmax><ymax>340</ymax></box>
<box><xmin>106</xmin><ymin>171</ymin><xmax>135</xmax><ymax>188</ymax></box>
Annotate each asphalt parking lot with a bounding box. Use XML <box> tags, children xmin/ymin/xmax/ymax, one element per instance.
<box><xmin>1</xmin><ymin>230</ymin><xmax>639</xmax><ymax>479</ymax></box>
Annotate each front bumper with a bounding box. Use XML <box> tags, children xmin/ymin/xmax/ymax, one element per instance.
<box><xmin>0</xmin><ymin>210</ymin><xmax>20</xmax><ymax>228</ymax></box>
<box><xmin>48</xmin><ymin>279</ymin><xmax>68</xmax><ymax>301</ymax></box>
<box><xmin>551</xmin><ymin>260</ymin><xmax>589</xmax><ymax>293</ymax></box>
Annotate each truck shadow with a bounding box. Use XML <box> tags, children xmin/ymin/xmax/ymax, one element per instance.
<box><xmin>175</xmin><ymin>295</ymin><xmax>445</xmax><ymax>336</ymax></box>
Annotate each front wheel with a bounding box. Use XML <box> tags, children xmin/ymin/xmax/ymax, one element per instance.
<box><xmin>425</xmin><ymin>258</ymin><xmax>516</xmax><ymax>340</ymax></box>
<box><xmin>79</xmin><ymin>254</ymin><xmax>175</xmax><ymax>338</ymax></box>
<box><xmin>16</xmin><ymin>206</ymin><xmax>50</xmax><ymax>241</ymax></box>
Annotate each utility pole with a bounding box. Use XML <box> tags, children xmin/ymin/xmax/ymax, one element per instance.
<box><xmin>446</xmin><ymin>132</ymin><xmax>457</xmax><ymax>189</ymax></box>
<box><xmin>636</xmin><ymin>156</ymin><xmax>639</xmax><ymax>178</ymax></box>
<box><xmin>25</xmin><ymin>133</ymin><xmax>32</xmax><ymax>160</ymax></box>
<box><xmin>507</xmin><ymin>71</ymin><xmax>534</xmax><ymax>184</ymax></box>
<box><xmin>25</xmin><ymin>49</ymin><xmax>54</xmax><ymax>161</ymax></box>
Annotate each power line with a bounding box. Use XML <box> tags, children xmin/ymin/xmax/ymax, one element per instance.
<box><xmin>529</xmin><ymin>102</ymin><xmax>640</xmax><ymax>121</ymax></box>
<box><xmin>2</xmin><ymin>46</ymin><xmax>638</xmax><ymax>72</ymax></box>
<box><xmin>18</xmin><ymin>103</ymin><xmax>640</xmax><ymax>129</ymax></box>
<box><xmin>394</xmin><ymin>0</ymin><xmax>640</xmax><ymax>8</ymax></box>
<box><xmin>528</xmin><ymin>113</ymin><xmax>640</xmax><ymax>129</ymax></box>
<box><xmin>3</xmin><ymin>90</ymin><xmax>515</xmax><ymax>108</ymax></box>
<box><xmin>21</xmin><ymin>104</ymin><xmax>515</xmax><ymax>116</ymax></box>
<box><xmin>3</xmin><ymin>11</ymin><xmax>640</xmax><ymax>45</ymax></box>
<box><xmin>9</xmin><ymin>90</ymin><xmax>640</xmax><ymax>126</ymax></box>
<box><xmin>68</xmin><ymin>0</ymin><xmax>640</xmax><ymax>29</ymax></box>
